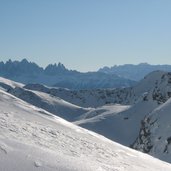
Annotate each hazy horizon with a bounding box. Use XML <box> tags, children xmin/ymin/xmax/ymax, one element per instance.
<box><xmin>1</xmin><ymin>58</ymin><xmax>171</xmax><ymax>72</ymax></box>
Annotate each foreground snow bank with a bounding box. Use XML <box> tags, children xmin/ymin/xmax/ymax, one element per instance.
<box><xmin>0</xmin><ymin>89</ymin><xmax>171</xmax><ymax>171</ymax></box>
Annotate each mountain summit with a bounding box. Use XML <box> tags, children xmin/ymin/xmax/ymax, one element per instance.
<box><xmin>45</xmin><ymin>62</ymin><xmax>68</xmax><ymax>75</ymax></box>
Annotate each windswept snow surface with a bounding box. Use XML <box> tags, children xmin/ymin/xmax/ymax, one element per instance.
<box><xmin>0</xmin><ymin>77</ymin><xmax>89</xmax><ymax>122</ymax></box>
<box><xmin>0</xmin><ymin>90</ymin><xmax>171</xmax><ymax>171</ymax></box>
<box><xmin>0</xmin><ymin>77</ymin><xmax>23</xmax><ymax>88</ymax></box>
<box><xmin>9</xmin><ymin>87</ymin><xmax>89</xmax><ymax>121</ymax></box>
<box><xmin>0</xmin><ymin>77</ymin><xmax>23</xmax><ymax>92</ymax></box>
<box><xmin>75</xmin><ymin>101</ymin><xmax>158</xmax><ymax>146</ymax></box>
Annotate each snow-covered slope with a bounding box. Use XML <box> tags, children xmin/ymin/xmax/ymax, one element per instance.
<box><xmin>22</xmin><ymin>71</ymin><xmax>171</xmax><ymax>148</ymax></box>
<box><xmin>0</xmin><ymin>77</ymin><xmax>89</xmax><ymax>121</ymax></box>
<box><xmin>133</xmin><ymin>97</ymin><xmax>171</xmax><ymax>163</ymax></box>
<box><xmin>0</xmin><ymin>77</ymin><xmax>23</xmax><ymax>88</ymax></box>
<box><xmin>24</xmin><ymin>83</ymin><xmax>126</xmax><ymax>107</ymax></box>
<box><xmin>25</xmin><ymin>83</ymin><xmax>136</xmax><ymax>107</ymax></box>
<box><xmin>0</xmin><ymin>77</ymin><xmax>23</xmax><ymax>92</ymax></box>
<box><xmin>2</xmin><ymin>71</ymin><xmax>171</xmax><ymax>166</ymax></box>
<box><xmin>74</xmin><ymin>71</ymin><xmax>171</xmax><ymax>146</ymax></box>
<box><xmin>0</xmin><ymin>89</ymin><xmax>171</xmax><ymax>171</ymax></box>
<box><xmin>24</xmin><ymin>71</ymin><xmax>171</xmax><ymax>108</ymax></box>
<box><xmin>9</xmin><ymin>87</ymin><xmax>89</xmax><ymax>121</ymax></box>
<box><xmin>0</xmin><ymin>77</ymin><xmax>153</xmax><ymax>146</ymax></box>
<box><xmin>75</xmin><ymin>100</ymin><xmax>158</xmax><ymax>146</ymax></box>
<box><xmin>129</xmin><ymin>71</ymin><xmax>171</xmax><ymax>162</ymax></box>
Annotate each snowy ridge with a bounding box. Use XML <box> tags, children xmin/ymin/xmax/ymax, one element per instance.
<box><xmin>130</xmin><ymin>71</ymin><xmax>171</xmax><ymax>163</ymax></box>
<box><xmin>133</xmin><ymin>97</ymin><xmax>171</xmax><ymax>163</ymax></box>
<box><xmin>0</xmin><ymin>78</ymin><xmax>89</xmax><ymax>121</ymax></box>
<box><xmin>9</xmin><ymin>87</ymin><xmax>89</xmax><ymax>121</ymax></box>
<box><xmin>24</xmin><ymin>83</ymin><xmax>131</xmax><ymax>107</ymax></box>
<box><xmin>0</xmin><ymin>89</ymin><xmax>171</xmax><ymax>171</ymax></box>
<box><xmin>24</xmin><ymin>71</ymin><xmax>171</xmax><ymax>108</ymax></box>
<box><xmin>0</xmin><ymin>77</ymin><xmax>23</xmax><ymax>88</ymax></box>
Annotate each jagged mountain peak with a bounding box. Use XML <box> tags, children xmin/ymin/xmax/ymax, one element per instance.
<box><xmin>21</xmin><ymin>58</ymin><xmax>29</xmax><ymax>63</ymax></box>
<box><xmin>58</xmin><ymin>62</ymin><xmax>65</xmax><ymax>68</ymax></box>
<box><xmin>0</xmin><ymin>59</ymin><xmax>43</xmax><ymax>77</ymax></box>
<box><xmin>46</xmin><ymin>62</ymin><xmax>66</xmax><ymax>68</ymax></box>
<box><xmin>0</xmin><ymin>59</ymin><xmax>136</xmax><ymax>89</ymax></box>
<box><xmin>45</xmin><ymin>62</ymin><xmax>67</xmax><ymax>70</ymax></box>
<box><xmin>44</xmin><ymin>62</ymin><xmax>68</xmax><ymax>75</ymax></box>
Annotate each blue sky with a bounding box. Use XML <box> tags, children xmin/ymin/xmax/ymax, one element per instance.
<box><xmin>0</xmin><ymin>0</ymin><xmax>171</xmax><ymax>71</ymax></box>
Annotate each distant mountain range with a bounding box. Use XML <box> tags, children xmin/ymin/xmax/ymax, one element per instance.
<box><xmin>2</xmin><ymin>59</ymin><xmax>171</xmax><ymax>90</ymax></box>
<box><xmin>0</xmin><ymin>59</ymin><xmax>135</xmax><ymax>89</ymax></box>
<box><xmin>99</xmin><ymin>63</ymin><xmax>171</xmax><ymax>81</ymax></box>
